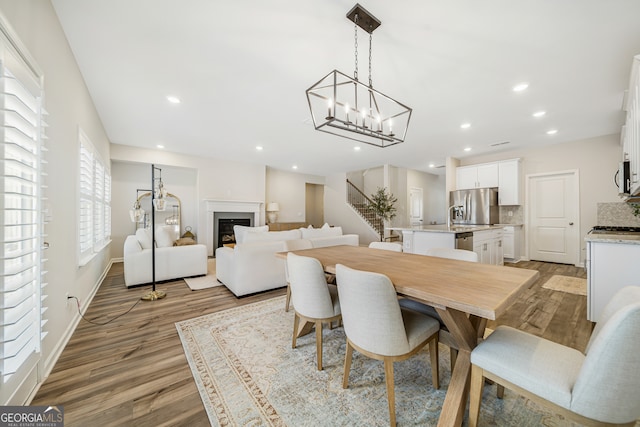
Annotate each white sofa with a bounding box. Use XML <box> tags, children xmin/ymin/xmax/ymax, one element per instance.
<box><xmin>123</xmin><ymin>226</ymin><xmax>208</xmax><ymax>287</ymax></box>
<box><xmin>215</xmin><ymin>225</ymin><xmax>359</xmax><ymax>297</ymax></box>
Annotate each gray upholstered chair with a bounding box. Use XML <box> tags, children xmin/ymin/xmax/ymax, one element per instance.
<box><xmin>368</xmin><ymin>241</ymin><xmax>403</xmax><ymax>252</ymax></box>
<box><xmin>399</xmin><ymin>247</ymin><xmax>479</xmax><ymax>372</ymax></box>
<box><xmin>469</xmin><ymin>286</ymin><xmax>640</xmax><ymax>427</ymax></box>
<box><xmin>336</xmin><ymin>264</ymin><xmax>440</xmax><ymax>427</ymax></box>
<box><xmin>287</xmin><ymin>252</ymin><xmax>341</xmax><ymax>370</ymax></box>
<box><xmin>284</xmin><ymin>239</ymin><xmax>313</xmax><ymax>312</ymax></box>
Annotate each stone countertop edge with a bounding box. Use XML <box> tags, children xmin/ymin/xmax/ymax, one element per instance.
<box><xmin>388</xmin><ymin>225</ymin><xmax>505</xmax><ymax>234</ymax></box>
<box><xmin>584</xmin><ymin>234</ymin><xmax>640</xmax><ymax>244</ymax></box>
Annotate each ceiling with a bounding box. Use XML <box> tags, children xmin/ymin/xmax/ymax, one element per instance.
<box><xmin>51</xmin><ymin>0</ymin><xmax>640</xmax><ymax>176</ymax></box>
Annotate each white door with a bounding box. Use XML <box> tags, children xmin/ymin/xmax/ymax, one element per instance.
<box><xmin>409</xmin><ymin>187</ymin><xmax>423</xmax><ymax>226</ymax></box>
<box><xmin>528</xmin><ymin>171</ymin><xmax>579</xmax><ymax>265</ymax></box>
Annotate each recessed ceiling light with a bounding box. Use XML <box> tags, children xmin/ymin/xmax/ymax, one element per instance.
<box><xmin>256</xmin><ymin>146</ymin><xmax>263</xmax><ymax>151</ymax></box>
<box><xmin>512</xmin><ymin>82</ymin><xmax>529</xmax><ymax>92</ymax></box>
<box><xmin>546</xmin><ymin>129</ymin><xmax>558</xmax><ymax>135</ymax></box>
<box><xmin>428</xmin><ymin>163</ymin><xmax>435</xmax><ymax>168</ymax></box>
<box><xmin>167</xmin><ymin>96</ymin><xmax>181</xmax><ymax>104</ymax></box>
<box><xmin>156</xmin><ymin>144</ymin><xmax>164</xmax><ymax>149</ymax></box>
<box><xmin>460</xmin><ymin>123</ymin><xmax>471</xmax><ymax>129</ymax></box>
<box><xmin>464</xmin><ymin>147</ymin><xmax>472</xmax><ymax>152</ymax></box>
<box><xmin>532</xmin><ymin>111</ymin><xmax>546</xmax><ymax>118</ymax></box>
<box><xmin>292</xmin><ymin>165</ymin><xmax>298</xmax><ymax>170</ymax></box>
<box><xmin>354</xmin><ymin>146</ymin><xmax>361</xmax><ymax>151</ymax></box>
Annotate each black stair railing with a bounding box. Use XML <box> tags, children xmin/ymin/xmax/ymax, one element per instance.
<box><xmin>346</xmin><ymin>179</ymin><xmax>384</xmax><ymax>239</ymax></box>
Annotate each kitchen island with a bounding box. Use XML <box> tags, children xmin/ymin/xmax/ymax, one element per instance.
<box><xmin>389</xmin><ymin>224</ymin><xmax>505</xmax><ymax>265</ymax></box>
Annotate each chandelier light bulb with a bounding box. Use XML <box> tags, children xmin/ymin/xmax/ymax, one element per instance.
<box><xmin>345</xmin><ymin>103</ymin><xmax>350</xmax><ymax>123</ymax></box>
<box><xmin>327</xmin><ymin>98</ymin><xmax>333</xmax><ymax>119</ymax></box>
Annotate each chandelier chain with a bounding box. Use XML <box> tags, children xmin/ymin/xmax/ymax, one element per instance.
<box><xmin>368</xmin><ymin>30</ymin><xmax>373</xmax><ymax>87</ymax></box>
<box><xmin>354</xmin><ymin>14</ymin><xmax>358</xmax><ymax>80</ymax></box>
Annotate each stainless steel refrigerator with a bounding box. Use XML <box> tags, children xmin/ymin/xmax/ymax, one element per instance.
<box><xmin>449</xmin><ymin>187</ymin><xmax>499</xmax><ymax>225</ymax></box>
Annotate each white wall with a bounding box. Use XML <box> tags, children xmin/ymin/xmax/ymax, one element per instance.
<box><xmin>458</xmin><ymin>134</ymin><xmax>621</xmax><ymax>263</ymax></box>
<box><xmin>407</xmin><ymin>169</ymin><xmax>447</xmax><ymax>225</ymax></box>
<box><xmin>265</xmin><ymin>167</ymin><xmax>324</xmax><ymax>223</ymax></box>
<box><xmin>0</xmin><ymin>0</ymin><xmax>112</xmax><ymax>403</ymax></box>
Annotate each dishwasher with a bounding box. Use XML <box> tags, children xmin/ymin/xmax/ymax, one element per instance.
<box><xmin>455</xmin><ymin>232</ymin><xmax>473</xmax><ymax>251</ymax></box>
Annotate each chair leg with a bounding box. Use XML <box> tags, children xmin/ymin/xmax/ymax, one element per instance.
<box><xmin>315</xmin><ymin>321</ymin><xmax>323</xmax><ymax>370</ymax></box>
<box><xmin>292</xmin><ymin>313</ymin><xmax>299</xmax><ymax>349</ymax></box>
<box><xmin>450</xmin><ymin>348</ymin><xmax>458</xmax><ymax>372</ymax></box>
<box><xmin>469</xmin><ymin>364</ymin><xmax>485</xmax><ymax>427</ymax></box>
<box><xmin>429</xmin><ymin>339</ymin><xmax>440</xmax><ymax>390</ymax></box>
<box><xmin>342</xmin><ymin>341</ymin><xmax>353</xmax><ymax>389</ymax></box>
<box><xmin>285</xmin><ymin>283</ymin><xmax>291</xmax><ymax>312</ymax></box>
<box><xmin>384</xmin><ymin>358</ymin><xmax>396</xmax><ymax>427</ymax></box>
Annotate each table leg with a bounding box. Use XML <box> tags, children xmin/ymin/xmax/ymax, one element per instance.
<box><xmin>435</xmin><ymin>308</ymin><xmax>485</xmax><ymax>427</ymax></box>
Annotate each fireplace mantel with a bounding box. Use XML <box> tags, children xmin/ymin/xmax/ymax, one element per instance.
<box><xmin>204</xmin><ymin>199</ymin><xmax>263</xmax><ymax>256</ymax></box>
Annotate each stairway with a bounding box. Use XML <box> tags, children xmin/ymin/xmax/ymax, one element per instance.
<box><xmin>346</xmin><ymin>180</ymin><xmax>384</xmax><ymax>239</ymax></box>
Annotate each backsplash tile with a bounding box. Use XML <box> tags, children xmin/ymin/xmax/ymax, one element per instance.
<box><xmin>597</xmin><ymin>202</ymin><xmax>640</xmax><ymax>226</ymax></box>
<box><xmin>499</xmin><ymin>206</ymin><xmax>524</xmax><ymax>224</ymax></box>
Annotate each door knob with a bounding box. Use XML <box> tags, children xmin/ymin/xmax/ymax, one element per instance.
<box><xmin>569</xmin><ymin>222</ymin><xmax>574</xmax><ymax>225</ymax></box>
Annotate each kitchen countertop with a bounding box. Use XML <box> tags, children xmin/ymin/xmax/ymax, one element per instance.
<box><xmin>389</xmin><ymin>224</ymin><xmax>504</xmax><ymax>234</ymax></box>
<box><xmin>584</xmin><ymin>233</ymin><xmax>640</xmax><ymax>245</ymax></box>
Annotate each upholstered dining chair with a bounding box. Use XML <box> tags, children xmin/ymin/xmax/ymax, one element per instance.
<box><xmin>284</xmin><ymin>239</ymin><xmax>313</xmax><ymax>312</ymax></box>
<box><xmin>368</xmin><ymin>241</ymin><xmax>403</xmax><ymax>252</ymax></box>
<box><xmin>287</xmin><ymin>252</ymin><xmax>342</xmax><ymax>371</ymax></box>
<box><xmin>398</xmin><ymin>247</ymin><xmax>479</xmax><ymax>372</ymax></box>
<box><xmin>335</xmin><ymin>264</ymin><xmax>440</xmax><ymax>427</ymax></box>
<box><xmin>469</xmin><ymin>286</ymin><xmax>640</xmax><ymax>427</ymax></box>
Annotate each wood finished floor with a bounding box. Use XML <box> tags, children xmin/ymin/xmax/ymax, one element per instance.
<box><xmin>32</xmin><ymin>260</ymin><xmax>591</xmax><ymax>426</ymax></box>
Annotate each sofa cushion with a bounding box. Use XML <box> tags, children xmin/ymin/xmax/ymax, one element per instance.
<box><xmin>234</xmin><ymin>225</ymin><xmax>269</xmax><ymax>244</ymax></box>
<box><xmin>135</xmin><ymin>228</ymin><xmax>152</xmax><ymax>249</ymax></box>
<box><xmin>244</xmin><ymin>229</ymin><xmax>302</xmax><ymax>242</ymax></box>
<box><xmin>156</xmin><ymin>225</ymin><xmax>177</xmax><ymax>248</ymax></box>
<box><xmin>301</xmin><ymin>224</ymin><xmax>342</xmax><ymax>239</ymax></box>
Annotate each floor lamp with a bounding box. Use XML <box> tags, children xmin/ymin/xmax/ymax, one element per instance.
<box><xmin>129</xmin><ymin>164</ymin><xmax>167</xmax><ymax>301</ymax></box>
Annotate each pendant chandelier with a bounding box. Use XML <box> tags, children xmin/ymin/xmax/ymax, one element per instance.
<box><xmin>306</xmin><ymin>4</ymin><xmax>412</xmax><ymax>148</ymax></box>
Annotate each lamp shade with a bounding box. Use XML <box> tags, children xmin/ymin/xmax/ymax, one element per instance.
<box><xmin>267</xmin><ymin>202</ymin><xmax>280</xmax><ymax>212</ymax></box>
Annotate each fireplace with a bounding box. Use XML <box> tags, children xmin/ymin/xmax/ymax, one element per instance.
<box><xmin>204</xmin><ymin>199</ymin><xmax>263</xmax><ymax>257</ymax></box>
<box><xmin>215</xmin><ymin>214</ymin><xmax>252</xmax><ymax>249</ymax></box>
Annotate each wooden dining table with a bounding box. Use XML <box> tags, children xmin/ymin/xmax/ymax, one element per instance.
<box><xmin>277</xmin><ymin>245</ymin><xmax>539</xmax><ymax>427</ymax></box>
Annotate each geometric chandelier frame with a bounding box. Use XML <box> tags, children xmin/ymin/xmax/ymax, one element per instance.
<box><xmin>305</xmin><ymin>4</ymin><xmax>412</xmax><ymax>148</ymax></box>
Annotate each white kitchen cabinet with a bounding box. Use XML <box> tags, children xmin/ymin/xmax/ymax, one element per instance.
<box><xmin>502</xmin><ymin>225</ymin><xmax>522</xmax><ymax>262</ymax></box>
<box><xmin>586</xmin><ymin>239</ymin><xmax>640</xmax><ymax>322</ymax></box>
<box><xmin>498</xmin><ymin>159</ymin><xmax>521</xmax><ymax>205</ymax></box>
<box><xmin>456</xmin><ymin>163</ymin><xmax>498</xmax><ymax>190</ymax></box>
<box><xmin>401</xmin><ymin>230</ymin><xmax>455</xmax><ymax>255</ymax></box>
<box><xmin>472</xmin><ymin>229</ymin><xmax>504</xmax><ymax>266</ymax></box>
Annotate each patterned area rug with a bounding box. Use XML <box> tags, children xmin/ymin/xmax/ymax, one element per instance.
<box><xmin>184</xmin><ymin>258</ymin><xmax>222</xmax><ymax>290</ymax></box>
<box><xmin>176</xmin><ymin>296</ymin><xmax>584</xmax><ymax>426</ymax></box>
<box><xmin>542</xmin><ymin>275</ymin><xmax>587</xmax><ymax>296</ymax></box>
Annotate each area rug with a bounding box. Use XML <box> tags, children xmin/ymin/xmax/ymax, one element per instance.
<box><xmin>184</xmin><ymin>258</ymin><xmax>222</xmax><ymax>290</ymax></box>
<box><xmin>542</xmin><ymin>275</ymin><xmax>587</xmax><ymax>296</ymax></box>
<box><xmin>176</xmin><ymin>296</ymin><xmax>585</xmax><ymax>426</ymax></box>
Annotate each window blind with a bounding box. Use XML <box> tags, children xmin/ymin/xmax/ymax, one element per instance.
<box><xmin>0</xmin><ymin>44</ymin><xmax>46</xmax><ymax>396</ymax></box>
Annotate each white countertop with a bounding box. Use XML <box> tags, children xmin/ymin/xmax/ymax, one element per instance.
<box><xmin>585</xmin><ymin>233</ymin><xmax>640</xmax><ymax>245</ymax></box>
<box><xmin>389</xmin><ymin>224</ymin><xmax>504</xmax><ymax>234</ymax></box>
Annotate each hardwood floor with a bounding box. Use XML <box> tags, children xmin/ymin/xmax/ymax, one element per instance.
<box><xmin>32</xmin><ymin>260</ymin><xmax>590</xmax><ymax>426</ymax></box>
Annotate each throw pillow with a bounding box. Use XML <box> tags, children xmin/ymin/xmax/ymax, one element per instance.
<box><xmin>174</xmin><ymin>237</ymin><xmax>196</xmax><ymax>246</ymax></box>
<box><xmin>301</xmin><ymin>226</ymin><xmax>343</xmax><ymax>239</ymax></box>
<box><xmin>233</xmin><ymin>225</ymin><xmax>268</xmax><ymax>244</ymax></box>
<box><xmin>156</xmin><ymin>225</ymin><xmax>176</xmax><ymax>248</ymax></box>
<box><xmin>135</xmin><ymin>228</ymin><xmax>152</xmax><ymax>249</ymax></box>
<box><xmin>243</xmin><ymin>229</ymin><xmax>302</xmax><ymax>242</ymax></box>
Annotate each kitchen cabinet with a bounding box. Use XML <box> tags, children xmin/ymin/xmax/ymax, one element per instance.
<box><xmin>456</xmin><ymin>159</ymin><xmax>521</xmax><ymax>205</ymax></box>
<box><xmin>622</xmin><ymin>55</ymin><xmax>640</xmax><ymax>197</ymax></box>
<box><xmin>472</xmin><ymin>229</ymin><xmax>504</xmax><ymax>266</ymax></box>
<box><xmin>498</xmin><ymin>159</ymin><xmax>521</xmax><ymax>205</ymax></box>
<box><xmin>586</xmin><ymin>238</ymin><xmax>640</xmax><ymax>322</ymax></box>
<box><xmin>502</xmin><ymin>225</ymin><xmax>522</xmax><ymax>262</ymax></box>
<box><xmin>456</xmin><ymin>163</ymin><xmax>498</xmax><ymax>190</ymax></box>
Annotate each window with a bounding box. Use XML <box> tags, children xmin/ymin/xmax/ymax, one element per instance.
<box><xmin>78</xmin><ymin>129</ymin><xmax>111</xmax><ymax>266</ymax></box>
<box><xmin>0</xmin><ymin>26</ymin><xmax>47</xmax><ymax>401</ymax></box>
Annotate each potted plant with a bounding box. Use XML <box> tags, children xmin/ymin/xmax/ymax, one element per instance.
<box><xmin>369</xmin><ymin>187</ymin><xmax>397</xmax><ymax>240</ymax></box>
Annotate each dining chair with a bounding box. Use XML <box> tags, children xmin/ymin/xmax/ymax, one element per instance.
<box><xmin>284</xmin><ymin>239</ymin><xmax>313</xmax><ymax>312</ymax></box>
<box><xmin>398</xmin><ymin>247</ymin><xmax>479</xmax><ymax>372</ymax></box>
<box><xmin>469</xmin><ymin>286</ymin><xmax>640</xmax><ymax>427</ymax></box>
<box><xmin>368</xmin><ymin>241</ymin><xmax>403</xmax><ymax>252</ymax></box>
<box><xmin>287</xmin><ymin>252</ymin><xmax>342</xmax><ymax>370</ymax></box>
<box><xmin>335</xmin><ymin>263</ymin><xmax>440</xmax><ymax>427</ymax></box>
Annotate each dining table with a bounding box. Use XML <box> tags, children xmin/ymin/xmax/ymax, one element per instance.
<box><xmin>277</xmin><ymin>244</ymin><xmax>539</xmax><ymax>427</ymax></box>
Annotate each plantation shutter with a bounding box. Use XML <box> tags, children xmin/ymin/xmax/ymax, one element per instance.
<box><xmin>0</xmin><ymin>24</ymin><xmax>47</xmax><ymax>403</ymax></box>
<box><xmin>78</xmin><ymin>133</ymin><xmax>93</xmax><ymax>264</ymax></box>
